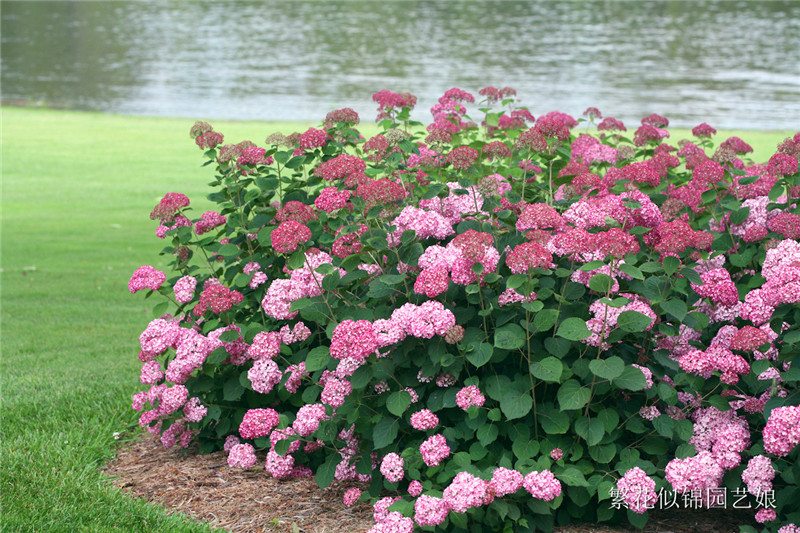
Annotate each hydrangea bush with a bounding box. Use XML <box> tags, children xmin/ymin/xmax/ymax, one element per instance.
<box><xmin>130</xmin><ymin>88</ymin><xmax>800</xmax><ymax>532</ymax></box>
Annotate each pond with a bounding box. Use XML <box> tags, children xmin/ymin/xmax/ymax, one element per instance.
<box><xmin>2</xmin><ymin>1</ymin><xmax>799</xmax><ymax>129</ymax></box>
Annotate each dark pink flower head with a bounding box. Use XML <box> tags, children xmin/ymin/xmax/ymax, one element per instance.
<box><xmin>324</xmin><ymin>107</ymin><xmax>360</xmax><ymax>128</ymax></box>
<box><xmin>372</xmin><ymin>90</ymin><xmax>417</xmax><ymax>120</ymax></box>
<box><xmin>595</xmin><ymin>228</ymin><xmax>640</xmax><ymax>258</ymax></box>
<box><xmin>623</xmin><ymin>160</ymin><xmax>662</xmax><ymax>187</ymax></box>
<box><xmin>239</xmin><ymin>408</ymin><xmax>280</xmax><ymax>440</ymax></box>
<box><xmin>720</xmin><ymin>136</ymin><xmax>754</xmax><ymax>155</ymax></box>
<box><xmin>729</xmin><ymin>325</ymin><xmax>770</xmax><ymax>352</ymax></box>
<box><xmin>275</xmin><ymin>201</ymin><xmax>317</xmax><ymax>224</ymax></box>
<box><xmin>129</xmin><ymin>265</ymin><xmax>166</xmax><ymax>294</ymax></box>
<box><xmin>641</xmin><ymin>113</ymin><xmax>669</xmax><ymax>128</ymax></box>
<box><xmin>763</xmin><ymin>406</ymin><xmax>800</xmax><ymax>457</ymax></box>
<box><xmin>313</xmin><ymin>153</ymin><xmax>367</xmax><ymax>182</ymax></box>
<box><xmin>516</xmin><ymin>203</ymin><xmax>565</xmax><ymax>232</ymax></box>
<box><xmin>442</xmin><ymin>87</ymin><xmax>475</xmax><ymax>103</ymax></box>
<box><xmin>777</xmin><ymin>136</ymin><xmax>800</xmax><ymax>158</ymax></box>
<box><xmin>452</xmin><ymin>230</ymin><xmax>494</xmax><ymax>260</ymax></box>
<box><xmin>692</xmin><ymin>160</ymin><xmax>725</xmax><ymax>185</ymax></box>
<box><xmin>583</xmin><ymin>107</ymin><xmax>602</xmax><ymax>119</ymax></box>
<box><xmin>355</xmin><ymin>178</ymin><xmax>407</xmax><ymax>208</ymax></box>
<box><xmin>217</xmin><ymin>144</ymin><xmax>244</xmax><ymax>164</ymax></box>
<box><xmin>330</xmin><ymin>319</ymin><xmax>379</xmax><ymax>361</ymax></box>
<box><xmin>444</xmin><ymin>146</ymin><xmax>479</xmax><ymax>170</ymax></box>
<box><xmin>634</xmin><ymin>124</ymin><xmax>670</xmax><ymax>146</ymax></box>
<box><xmin>195</xmin><ymin>131</ymin><xmax>224</xmax><ymax>150</ymax></box>
<box><xmin>691</xmin><ymin>268</ymin><xmax>739</xmax><ymax>306</ymax></box>
<box><xmin>237</xmin><ymin>146</ymin><xmax>269</xmax><ymax>166</ymax></box>
<box><xmin>332</xmin><ymin>224</ymin><xmax>368</xmax><ymax>258</ymax></box>
<box><xmin>298</xmin><ymin>127</ymin><xmax>329</xmax><ymax>150</ymax></box>
<box><xmin>314</xmin><ymin>187</ymin><xmax>352</xmax><ymax>213</ymax></box>
<box><xmin>150</xmin><ymin>193</ymin><xmax>190</xmax><ymax>221</ymax></box>
<box><xmin>597</xmin><ymin>117</ymin><xmax>627</xmax><ymax>132</ymax></box>
<box><xmin>271</xmin><ymin>220</ymin><xmax>312</xmax><ymax>254</ymax></box>
<box><xmin>767</xmin><ymin>212</ymin><xmax>800</xmax><ymax>239</ymax></box>
<box><xmin>479</xmin><ymin>86</ymin><xmax>502</xmax><ymax>103</ymax></box>
<box><xmin>534</xmin><ymin>115</ymin><xmax>571</xmax><ymax>140</ymax></box>
<box><xmin>513</xmin><ymin>128</ymin><xmax>548</xmax><ymax>152</ymax></box>
<box><xmin>195</xmin><ymin>211</ymin><xmax>227</xmax><ymax>235</ymax></box>
<box><xmin>483</xmin><ymin>140</ymin><xmax>511</xmax><ymax>160</ymax></box>
<box><xmin>768</xmin><ymin>152</ymin><xmax>798</xmax><ymax>176</ymax></box>
<box><xmin>692</xmin><ymin>123</ymin><xmax>717</xmax><ymax>138</ymax></box>
<box><xmin>511</xmin><ymin>109</ymin><xmax>536</xmax><ymax>123</ymax></box>
<box><xmin>192</xmin><ymin>284</ymin><xmax>243</xmax><ymax>317</ymax></box>
<box><xmin>506</xmin><ymin>242</ymin><xmax>553</xmax><ymax>273</ymax></box>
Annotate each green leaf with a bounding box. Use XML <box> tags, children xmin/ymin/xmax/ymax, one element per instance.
<box><xmin>533</xmin><ymin>309</ymin><xmax>559</xmax><ymax>332</ymax></box>
<box><xmin>152</xmin><ymin>301</ymin><xmax>168</xmax><ymax>318</ymax></box>
<box><xmin>556</xmin><ymin>466</ymin><xmax>590</xmax><ymax>487</ymax></box>
<box><xmin>315</xmin><ymin>453</ymin><xmax>342</xmax><ymax>488</ymax></box>
<box><xmin>217</xmin><ymin>243</ymin><xmax>240</xmax><ymax>256</ymax></box>
<box><xmin>223</xmin><ymin>376</ymin><xmax>245</xmax><ymax>401</ymax></box>
<box><xmin>618</xmin><ymin>263</ymin><xmax>644</xmax><ymax>280</ymax></box>
<box><xmin>477</xmin><ymin>424</ymin><xmax>499</xmax><ymax>446</ymax></box>
<box><xmin>218</xmin><ymin>329</ymin><xmax>241</xmax><ymax>343</ymax></box>
<box><xmin>652</xmin><ymin>415</ymin><xmax>675</xmax><ymax>438</ymax></box>
<box><xmin>467</xmin><ymin>342</ymin><xmax>494</xmax><ymax>368</ymax></box>
<box><xmin>617</xmin><ymin>310</ymin><xmax>653</xmax><ymax>332</ymax></box>
<box><xmin>613</xmin><ymin>366</ymin><xmax>647</xmax><ymax>391</ymax></box>
<box><xmin>712</xmin><ymin>232</ymin><xmax>734</xmax><ymax>252</ymax></box>
<box><xmin>597</xmin><ymin>408</ymin><xmax>620</xmax><ymax>433</ymax></box>
<box><xmin>530</xmin><ymin>357</ymin><xmax>564</xmax><ymax>383</ymax></box>
<box><xmin>284</xmin><ymin>155</ymin><xmax>306</xmax><ymax>169</ymax></box>
<box><xmin>662</xmin><ymin>255</ymin><xmax>680</xmax><ymax>277</ymax></box>
<box><xmin>557</xmin><ymin>380</ymin><xmax>591</xmax><ymax>410</ymax></box>
<box><xmin>574</xmin><ymin>416</ymin><xmax>604</xmax><ymax>446</ymax></box>
<box><xmin>500</xmin><ymin>389</ymin><xmax>533</xmax><ymax>420</ymax></box>
<box><xmin>494</xmin><ymin>323</ymin><xmax>526</xmax><ymax>350</ymax></box>
<box><xmin>707</xmin><ymin>394</ymin><xmax>731</xmax><ymax>412</ymax></box>
<box><xmin>589</xmin><ymin>444</ymin><xmax>617</xmax><ymax>464</ymax></box>
<box><xmin>386</xmin><ymin>391</ymin><xmax>412</xmax><ymax>416</ymax></box>
<box><xmin>305</xmin><ymin>346</ymin><xmax>331</xmax><ymax>372</ymax></box>
<box><xmin>660</xmin><ymin>299</ymin><xmax>687</xmax><ymax>321</ymax></box>
<box><xmin>556</xmin><ymin>317</ymin><xmax>592</xmax><ymax>341</ymax></box>
<box><xmin>588</xmin><ymin>273</ymin><xmax>613</xmax><ymax>293</ymax></box>
<box><xmin>730</xmin><ymin>206</ymin><xmax>751</xmax><ymax>225</ymax></box>
<box><xmin>372</xmin><ymin>418</ymin><xmax>399</xmax><ymax>449</ymax></box>
<box><xmin>539</xmin><ymin>406</ymin><xmax>570</xmax><ymax>434</ymax></box>
<box><xmin>588</xmin><ymin>356</ymin><xmax>625</xmax><ymax>380</ymax></box>
<box><xmin>512</xmin><ymin>439</ymin><xmax>540</xmax><ymax>461</ymax></box>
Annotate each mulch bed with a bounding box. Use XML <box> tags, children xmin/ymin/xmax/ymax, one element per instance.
<box><xmin>103</xmin><ymin>435</ymin><xmax>758</xmax><ymax>533</ymax></box>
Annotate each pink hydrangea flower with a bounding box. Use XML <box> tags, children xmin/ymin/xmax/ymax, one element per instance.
<box><xmin>293</xmin><ymin>403</ymin><xmax>326</xmax><ymax>437</ymax></box>
<box><xmin>195</xmin><ymin>210</ymin><xmax>226</xmax><ymax>235</ymax></box>
<box><xmin>239</xmin><ymin>408</ymin><xmax>280</xmax><ymax>440</ymax></box>
<box><xmin>456</xmin><ymin>385</ymin><xmax>485</xmax><ymax>410</ymax></box>
<box><xmin>129</xmin><ymin>265</ymin><xmax>166</xmax><ymax>294</ymax></box>
<box><xmin>343</xmin><ymin>487</ymin><xmax>361</xmax><ymax>507</ymax></box>
<box><xmin>414</xmin><ymin>494</ymin><xmax>450</xmax><ymax>526</ymax></box>
<box><xmin>408</xmin><ymin>480</ymin><xmax>423</xmax><ymax>497</ymax></box>
<box><xmin>173</xmin><ymin>275</ymin><xmax>196</xmax><ymax>303</ymax></box>
<box><xmin>330</xmin><ymin>320</ymin><xmax>379</xmax><ymax>361</ymax></box>
<box><xmin>409</xmin><ymin>409</ymin><xmax>439</xmax><ymax>431</ymax></box>
<box><xmin>616</xmin><ymin>467</ymin><xmax>658</xmax><ymax>513</ymax></box>
<box><xmin>763</xmin><ymin>406</ymin><xmax>800</xmax><ymax>457</ymax></box>
<box><xmin>420</xmin><ymin>434</ymin><xmax>450</xmax><ymax>467</ymax></box>
<box><xmin>380</xmin><ymin>453</ymin><xmax>404</xmax><ymax>483</ymax></box>
<box><xmin>248</xmin><ymin>358</ymin><xmax>283</xmax><ymax>394</ymax></box>
<box><xmin>271</xmin><ymin>220</ymin><xmax>312</xmax><ymax>254</ymax></box>
<box><xmin>227</xmin><ymin>443</ymin><xmax>257</xmax><ymax>469</ymax></box>
<box><xmin>756</xmin><ymin>509</ymin><xmax>777</xmax><ymax>523</ymax></box>
<box><xmin>523</xmin><ymin>470</ymin><xmax>562</xmax><ymax>501</ymax></box>
<box><xmin>489</xmin><ymin>467</ymin><xmax>523</xmax><ymax>497</ymax></box>
<box><xmin>443</xmin><ymin>472</ymin><xmax>487</xmax><ymax>513</ymax></box>
<box><xmin>742</xmin><ymin>455</ymin><xmax>775</xmax><ymax>496</ymax></box>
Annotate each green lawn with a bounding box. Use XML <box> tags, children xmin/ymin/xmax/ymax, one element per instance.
<box><xmin>0</xmin><ymin>106</ymin><xmax>794</xmax><ymax>532</ymax></box>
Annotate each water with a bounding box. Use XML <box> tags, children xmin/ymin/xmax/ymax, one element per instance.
<box><xmin>2</xmin><ymin>0</ymin><xmax>800</xmax><ymax>129</ymax></box>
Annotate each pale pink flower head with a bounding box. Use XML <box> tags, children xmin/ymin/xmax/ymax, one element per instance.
<box><xmin>298</xmin><ymin>127</ymin><xmax>329</xmax><ymax>150</ymax></box>
<box><xmin>420</xmin><ymin>434</ymin><xmax>450</xmax><ymax>467</ymax></box>
<box><xmin>756</xmin><ymin>508</ymin><xmax>777</xmax><ymax>524</ymax></box>
<box><xmin>330</xmin><ymin>320</ymin><xmax>378</xmax><ymax>361</ymax></box>
<box><xmin>195</xmin><ymin>210</ymin><xmax>226</xmax><ymax>235</ymax></box>
<box><xmin>227</xmin><ymin>443</ymin><xmax>257</xmax><ymax>469</ymax></box>
<box><xmin>379</xmin><ymin>453</ymin><xmax>404</xmax><ymax>483</ymax></box>
<box><xmin>523</xmin><ymin>470</ymin><xmax>562</xmax><ymax>501</ymax></box>
<box><xmin>443</xmin><ymin>472</ymin><xmax>487</xmax><ymax>513</ymax></box>
<box><xmin>456</xmin><ymin>385</ymin><xmax>485</xmax><ymax>410</ymax></box>
<box><xmin>409</xmin><ymin>409</ymin><xmax>439</xmax><ymax>431</ymax></box>
<box><xmin>616</xmin><ymin>467</ymin><xmax>657</xmax><ymax>513</ymax></box>
<box><xmin>763</xmin><ymin>405</ymin><xmax>800</xmax><ymax>457</ymax></box>
<box><xmin>489</xmin><ymin>467</ymin><xmax>523</xmax><ymax>497</ymax></box>
<box><xmin>414</xmin><ymin>494</ymin><xmax>450</xmax><ymax>527</ymax></box>
<box><xmin>407</xmin><ymin>480</ymin><xmax>423</xmax><ymax>497</ymax></box>
<box><xmin>173</xmin><ymin>275</ymin><xmax>197</xmax><ymax>303</ymax></box>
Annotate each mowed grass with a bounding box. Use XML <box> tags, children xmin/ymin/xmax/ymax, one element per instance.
<box><xmin>0</xmin><ymin>106</ymin><xmax>794</xmax><ymax>532</ymax></box>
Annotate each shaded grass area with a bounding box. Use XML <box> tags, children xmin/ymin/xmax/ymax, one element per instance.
<box><xmin>0</xmin><ymin>106</ymin><xmax>793</xmax><ymax>532</ymax></box>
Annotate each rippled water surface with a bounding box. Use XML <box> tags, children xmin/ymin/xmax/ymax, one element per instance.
<box><xmin>2</xmin><ymin>1</ymin><xmax>799</xmax><ymax>128</ymax></box>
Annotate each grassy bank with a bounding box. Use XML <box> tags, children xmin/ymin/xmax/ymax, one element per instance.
<box><xmin>0</xmin><ymin>106</ymin><xmax>794</xmax><ymax>532</ymax></box>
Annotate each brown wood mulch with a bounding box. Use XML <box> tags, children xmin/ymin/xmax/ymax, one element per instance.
<box><xmin>102</xmin><ymin>435</ymin><xmax>758</xmax><ymax>533</ymax></box>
